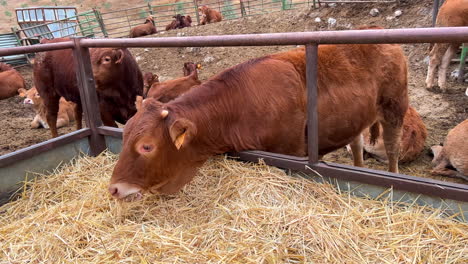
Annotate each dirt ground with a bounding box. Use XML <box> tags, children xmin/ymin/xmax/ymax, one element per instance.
<box><xmin>0</xmin><ymin>0</ymin><xmax>466</xmax><ymax>183</ymax></box>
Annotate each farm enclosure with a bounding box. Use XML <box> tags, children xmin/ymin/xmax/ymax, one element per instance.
<box><xmin>1</xmin><ymin>0</ymin><xmax>466</xmax><ymax>184</ymax></box>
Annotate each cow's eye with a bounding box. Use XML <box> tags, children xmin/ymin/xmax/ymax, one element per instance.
<box><xmin>103</xmin><ymin>56</ymin><xmax>111</xmax><ymax>63</ymax></box>
<box><xmin>139</xmin><ymin>144</ymin><xmax>154</xmax><ymax>153</ymax></box>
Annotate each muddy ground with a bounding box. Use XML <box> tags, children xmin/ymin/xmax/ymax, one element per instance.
<box><xmin>0</xmin><ymin>0</ymin><xmax>466</xmax><ymax>183</ymax></box>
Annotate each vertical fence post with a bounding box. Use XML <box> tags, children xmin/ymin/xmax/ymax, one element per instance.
<box><xmin>147</xmin><ymin>2</ymin><xmax>156</xmax><ymax>28</ymax></box>
<box><xmin>240</xmin><ymin>0</ymin><xmax>247</xmax><ymax>17</ymax></box>
<box><xmin>306</xmin><ymin>44</ymin><xmax>319</xmax><ymax>165</ymax></box>
<box><xmin>93</xmin><ymin>8</ymin><xmax>108</xmax><ymax>38</ymax></box>
<box><xmin>72</xmin><ymin>37</ymin><xmax>107</xmax><ymax>156</ymax></box>
<box><xmin>432</xmin><ymin>0</ymin><xmax>440</xmax><ymax>27</ymax></box>
<box><xmin>193</xmin><ymin>0</ymin><xmax>200</xmax><ymax>25</ymax></box>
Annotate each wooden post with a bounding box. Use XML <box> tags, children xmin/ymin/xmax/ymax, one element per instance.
<box><xmin>72</xmin><ymin>37</ymin><xmax>107</xmax><ymax>156</ymax></box>
<box><xmin>306</xmin><ymin>44</ymin><xmax>319</xmax><ymax>165</ymax></box>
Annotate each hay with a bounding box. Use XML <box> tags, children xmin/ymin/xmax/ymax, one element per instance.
<box><xmin>0</xmin><ymin>152</ymin><xmax>467</xmax><ymax>263</ymax></box>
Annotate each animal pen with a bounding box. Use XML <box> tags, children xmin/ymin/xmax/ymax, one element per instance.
<box><xmin>0</xmin><ymin>27</ymin><xmax>467</xmax><ymax>220</ymax></box>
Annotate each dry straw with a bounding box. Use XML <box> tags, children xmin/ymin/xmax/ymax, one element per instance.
<box><xmin>0</xmin><ymin>152</ymin><xmax>467</xmax><ymax>263</ymax></box>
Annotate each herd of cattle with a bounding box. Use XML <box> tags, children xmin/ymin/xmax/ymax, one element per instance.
<box><xmin>0</xmin><ymin>2</ymin><xmax>467</xmax><ymax>200</ymax></box>
<box><xmin>130</xmin><ymin>5</ymin><xmax>223</xmax><ymax>38</ymax></box>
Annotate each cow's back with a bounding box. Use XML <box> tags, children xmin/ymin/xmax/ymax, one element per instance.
<box><xmin>269</xmin><ymin>45</ymin><xmax>407</xmax><ymax>155</ymax></box>
<box><xmin>0</xmin><ymin>69</ymin><xmax>25</xmax><ymax>99</ymax></box>
<box><xmin>445</xmin><ymin>119</ymin><xmax>468</xmax><ymax>175</ymax></box>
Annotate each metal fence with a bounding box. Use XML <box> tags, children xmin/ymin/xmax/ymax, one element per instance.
<box><xmin>13</xmin><ymin>9</ymin><xmax>105</xmax><ymax>46</ymax></box>
<box><xmin>97</xmin><ymin>0</ymin><xmax>397</xmax><ymax>38</ymax></box>
<box><xmin>0</xmin><ymin>26</ymin><xmax>467</xmax><ymax>204</ymax></box>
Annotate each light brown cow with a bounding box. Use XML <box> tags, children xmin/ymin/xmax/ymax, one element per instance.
<box><xmin>146</xmin><ymin>62</ymin><xmax>201</xmax><ymax>102</ymax></box>
<box><xmin>350</xmin><ymin>106</ymin><xmax>427</xmax><ymax>163</ymax></box>
<box><xmin>426</xmin><ymin>0</ymin><xmax>468</xmax><ymax>92</ymax></box>
<box><xmin>198</xmin><ymin>6</ymin><xmax>222</xmax><ymax>25</ymax></box>
<box><xmin>431</xmin><ymin>119</ymin><xmax>468</xmax><ymax>181</ymax></box>
<box><xmin>109</xmin><ymin>43</ymin><xmax>408</xmax><ymax>200</ymax></box>
<box><xmin>129</xmin><ymin>16</ymin><xmax>157</xmax><ymax>38</ymax></box>
<box><xmin>0</xmin><ymin>63</ymin><xmax>26</xmax><ymax>100</ymax></box>
<box><xmin>18</xmin><ymin>87</ymin><xmax>75</xmax><ymax>129</ymax></box>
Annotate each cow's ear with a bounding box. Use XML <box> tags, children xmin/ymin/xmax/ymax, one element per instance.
<box><xmin>18</xmin><ymin>88</ymin><xmax>27</xmax><ymax>97</ymax></box>
<box><xmin>115</xmin><ymin>49</ymin><xmax>125</xmax><ymax>64</ymax></box>
<box><xmin>135</xmin><ymin>96</ymin><xmax>144</xmax><ymax>111</ymax></box>
<box><xmin>169</xmin><ymin>118</ymin><xmax>197</xmax><ymax>150</ymax></box>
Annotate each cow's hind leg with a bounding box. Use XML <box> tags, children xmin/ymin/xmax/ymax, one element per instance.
<box><xmin>349</xmin><ymin>134</ymin><xmax>364</xmax><ymax>167</ymax></box>
<box><xmin>426</xmin><ymin>43</ymin><xmax>449</xmax><ymax>89</ymax></box>
<box><xmin>438</xmin><ymin>43</ymin><xmax>459</xmax><ymax>92</ymax></box>
<box><xmin>381</xmin><ymin>123</ymin><xmax>402</xmax><ymax>173</ymax></box>
<box><xmin>45</xmin><ymin>95</ymin><xmax>60</xmax><ymax>138</ymax></box>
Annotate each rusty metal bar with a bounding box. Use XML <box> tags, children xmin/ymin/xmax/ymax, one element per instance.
<box><xmin>229</xmin><ymin>151</ymin><xmax>468</xmax><ymax>202</ymax></box>
<box><xmin>80</xmin><ymin>27</ymin><xmax>468</xmax><ymax>48</ymax></box>
<box><xmin>0</xmin><ymin>128</ymin><xmax>91</xmax><ymax>168</ymax></box>
<box><xmin>98</xmin><ymin>126</ymin><xmax>123</xmax><ymax>138</ymax></box>
<box><xmin>0</xmin><ymin>41</ymin><xmax>74</xmax><ymax>57</ymax></box>
<box><xmin>72</xmin><ymin>37</ymin><xmax>107</xmax><ymax>156</ymax></box>
<box><xmin>306</xmin><ymin>44</ymin><xmax>319</xmax><ymax>164</ymax></box>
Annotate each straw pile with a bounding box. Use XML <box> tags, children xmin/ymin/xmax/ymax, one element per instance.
<box><xmin>0</xmin><ymin>152</ymin><xmax>467</xmax><ymax>263</ymax></box>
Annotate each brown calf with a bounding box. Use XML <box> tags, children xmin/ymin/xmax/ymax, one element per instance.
<box><xmin>198</xmin><ymin>6</ymin><xmax>222</xmax><ymax>25</ymax></box>
<box><xmin>130</xmin><ymin>16</ymin><xmax>157</xmax><ymax>38</ymax></box>
<box><xmin>109</xmin><ymin>43</ymin><xmax>408</xmax><ymax>200</ymax></box>
<box><xmin>18</xmin><ymin>87</ymin><xmax>75</xmax><ymax>129</ymax></box>
<box><xmin>165</xmin><ymin>14</ymin><xmax>192</xmax><ymax>31</ymax></box>
<box><xmin>426</xmin><ymin>0</ymin><xmax>468</xmax><ymax>92</ymax></box>
<box><xmin>353</xmin><ymin>106</ymin><xmax>427</xmax><ymax>163</ymax></box>
<box><xmin>0</xmin><ymin>63</ymin><xmax>26</xmax><ymax>100</ymax></box>
<box><xmin>34</xmin><ymin>38</ymin><xmax>143</xmax><ymax>138</ymax></box>
<box><xmin>431</xmin><ymin>119</ymin><xmax>468</xmax><ymax>181</ymax></box>
<box><xmin>146</xmin><ymin>62</ymin><xmax>201</xmax><ymax>103</ymax></box>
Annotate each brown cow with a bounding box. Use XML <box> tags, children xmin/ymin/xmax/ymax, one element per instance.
<box><xmin>165</xmin><ymin>14</ymin><xmax>192</xmax><ymax>31</ymax></box>
<box><xmin>34</xmin><ymin>37</ymin><xmax>143</xmax><ymax>138</ymax></box>
<box><xmin>426</xmin><ymin>0</ymin><xmax>468</xmax><ymax>92</ymax></box>
<box><xmin>130</xmin><ymin>15</ymin><xmax>157</xmax><ymax>38</ymax></box>
<box><xmin>348</xmin><ymin>106</ymin><xmax>427</xmax><ymax>163</ymax></box>
<box><xmin>18</xmin><ymin>87</ymin><xmax>75</xmax><ymax>129</ymax></box>
<box><xmin>0</xmin><ymin>63</ymin><xmax>26</xmax><ymax>100</ymax></box>
<box><xmin>109</xmin><ymin>43</ymin><xmax>408</xmax><ymax>200</ymax></box>
<box><xmin>198</xmin><ymin>6</ymin><xmax>222</xmax><ymax>25</ymax></box>
<box><xmin>146</xmin><ymin>62</ymin><xmax>202</xmax><ymax>102</ymax></box>
<box><xmin>143</xmin><ymin>72</ymin><xmax>159</xmax><ymax>97</ymax></box>
<box><xmin>431</xmin><ymin>119</ymin><xmax>468</xmax><ymax>181</ymax></box>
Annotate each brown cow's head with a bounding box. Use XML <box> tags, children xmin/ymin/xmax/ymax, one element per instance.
<box><xmin>143</xmin><ymin>72</ymin><xmax>159</xmax><ymax>96</ymax></box>
<box><xmin>198</xmin><ymin>6</ymin><xmax>209</xmax><ymax>17</ymax></box>
<box><xmin>109</xmin><ymin>98</ymin><xmax>202</xmax><ymax>200</ymax></box>
<box><xmin>144</xmin><ymin>15</ymin><xmax>154</xmax><ymax>24</ymax></box>
<box><xmin>18</xmin><ymin>87</ymin><xmax>42</xmax><ymax>106</ymax></box>
<box><xmin>91</xmin><ymin>48</ymin><xmax>125</xmax><ymax>88</ymax></box>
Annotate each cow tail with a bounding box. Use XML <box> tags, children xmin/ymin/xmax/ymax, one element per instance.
<box><xmin>368</xmin><ymin>122</ymin><xmax>380</xmax><ymax>146</ymax></box>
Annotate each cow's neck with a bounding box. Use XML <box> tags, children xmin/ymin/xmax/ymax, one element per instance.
<box><xmin>168</xmin><ymin>80</ymin><xmax>253</xmax><ymax>156</ymax></box>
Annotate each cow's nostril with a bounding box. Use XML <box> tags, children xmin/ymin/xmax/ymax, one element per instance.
<box><xmin>108</xmin><ymin>186</ymin><xmax>118</xmax><ymax>196</ymax></box>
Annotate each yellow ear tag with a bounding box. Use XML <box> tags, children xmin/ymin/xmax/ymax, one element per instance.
<box><xmin>174</xmin><ymin>132</ymin><xmax>186</xmax><ymax>150</ymax></box>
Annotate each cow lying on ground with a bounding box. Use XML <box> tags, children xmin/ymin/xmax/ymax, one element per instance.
<box><xmin>0</xmin><ymin>63</ymin><xmax>26</xmax><ymax>100</ymax></box>
<box><xmin>426</xmin><ymin>0</ymin><xmax>468</xmax><ymax>92</ymax></box>
<box><xmin>18</xmin><ymin>87</ymin><xmax>75</xmax><ymax>129</ymax></box>
<box><xmin>34</xmin><ymin>38</ymin><xmax>143</xmax><ymax>138</ymax></box>
<box><xmin>198</xmin><ymin>5</ymin><xmax>222</xmax><ymax>25</ymax></box>
<box><xmin>347</xmin><ymin>106</ymin><xmax>427</xmax><ymax>163</ymax></box>
<box><xmin>145</xmin><ymin>62</ymin><xmax>202</xmax><ymax>103</ymax></box>
<box><xmin>431</xmin><ymin>119</ymin><xmax>468</xmax><ymax>181</ymax></box>
<box><xmin>143</xmin><ymin>72</ymin><xmax>159</xmax><ymax>97</ymax></box>
<box><xmin>109</xmin><ymin>42</ymin><xmax>408</xmax><ymax>200</ymax></box>
<box><xmin>129</xmin><ymin>15</ymin><xmax>157</xmax><ymax>38</ymax></box>
<box><xmin>165</xmin><ymin>14</ymin><xmax>192</xmax><ymax>31</ymax></box>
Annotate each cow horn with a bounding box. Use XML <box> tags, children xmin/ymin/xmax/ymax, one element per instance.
<box><xmin>161</xmin><ymin>110</ymin><xmax>169</xmax><ymax>118</ymax></box>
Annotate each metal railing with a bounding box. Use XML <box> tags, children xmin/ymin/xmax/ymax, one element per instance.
<box><xmin>0</xmin><ymin>26</ymin><xmax>467</xmax><ymax>203</ymax></box>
